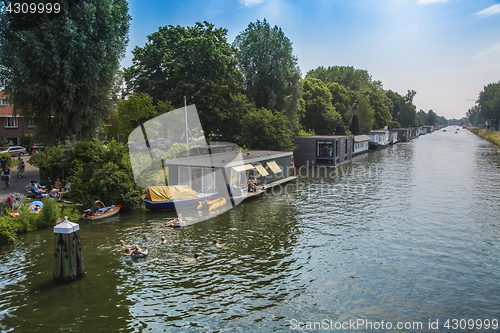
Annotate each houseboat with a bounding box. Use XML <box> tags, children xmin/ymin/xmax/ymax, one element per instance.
<box><xmin>368</xmin><ymin>130</ymin><xmax>389</xmax><ymax>149</ymax></box>
<box><xmin>354</xmin><ymin>135</ymin><xmax>370</xmax><ymax>155</ymax></box>
<box><xmin>293</xmin><ymin>135</ymin><xmax>353</xmax><ymax>167</ymax></box>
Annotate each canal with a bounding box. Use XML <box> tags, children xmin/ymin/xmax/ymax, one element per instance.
<box><xmin>1</xmin><ymin>128</ymin><xmax>499</xmax><ymax>332</ymax></box>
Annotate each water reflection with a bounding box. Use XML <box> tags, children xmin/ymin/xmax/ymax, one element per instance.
<box><xmin>1</xmin><ymin>129</ymin><xmax>500</xmax><ymax>331</ymax></box>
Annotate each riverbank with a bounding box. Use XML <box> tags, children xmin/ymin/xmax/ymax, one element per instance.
<box><xmin>467</xmin><ymin>127</ymin><xmax>500</xmax><ymax>146</ymax></box>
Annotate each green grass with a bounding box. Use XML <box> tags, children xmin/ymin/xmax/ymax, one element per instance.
<box><xmin>467</xmin><ymin>127</ymin><xmax>500</xmax><ymax>146</ymax></box>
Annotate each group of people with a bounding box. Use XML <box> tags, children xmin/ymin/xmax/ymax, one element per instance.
<box><xmin>26</xmin><ymin>178</ymin><xmax>69</xmax><ymax>200</ymax></box>
<box><xmin>117</xmin><ymin>236</ymin><xmax>225</xmax><ymax>261</ymax></box>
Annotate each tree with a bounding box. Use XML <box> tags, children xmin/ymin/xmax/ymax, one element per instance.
<box><xmin>236</xmin><ymin>108</ymin><xmax>294</xmax><ymax>151</ymax></box>
<box><xmin>125</xmin><ymin>21</ymin><xmax>247</xmax><ymax>141</ymax></box>
<box><xmin>353</xmin><ymin>93</ymin><xmax>375</xmax><ymax>134</ymax></box>
<box><xmin>301</xmin><ymin>78</ymin><xmax>341</xmax><ymax>135</ymax></box>
<box><xmin>306</xmin><ymin>66</ymin><xmax>372</xmax><ymax>91</ymax></box>
<box><xmin>349</xmin><ymin>114</ymin><xmax>360</xmax><ymax>135</ymax></box>
<box><xmin>368</xmin><ymin>83</ymin><xmax>392</xmax><ymax>129</ymax></box>
<box><xmin>327</xmin><ymin>82</ymin><xmax>351</xmax><ymax>126</ymax></box>
<box><xmin>477</xmin><ymin>81</ymin><xmax>500</xmax><ymax>129</ymax></box>
<box><xmin>234</xmin><ymin>19</ymin><xmax>302</xmax><ymax>130</ymax></box>
<box><xmin>0</xmin><ymin>0</ymin><xmax>131</xmax><ymax>144</ymax></box>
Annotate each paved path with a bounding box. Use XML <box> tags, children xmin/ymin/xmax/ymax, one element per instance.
<box><xmin>0</xmin><ymin>157</ymin><xmax>40</xmax><ymax>199</ymax></box>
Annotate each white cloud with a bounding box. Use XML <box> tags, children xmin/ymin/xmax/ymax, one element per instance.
<box><xmin>473</xmin><ymin>42</ymin><xmax>500</xmax><ymax>60</ymax></box>
<box><xmin>475</xmin><ymin>4</ymin><xmax>500</xmax><ymax>18</ymax></box>
<box><xmin>417</xmin><ymin>0</ymin><xmax>448</xmax><ymax>4</ymax></box>
<box><xmin>240</xmin><ymin>0</ymin><xmax>264</xmax><ymax>6</ymax></box>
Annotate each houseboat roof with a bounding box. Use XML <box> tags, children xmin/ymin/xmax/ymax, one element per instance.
<box><xmin>296</xmin><ymin>135</ymin><xmax>352</xmax><ymax>139</ymax></box>
<box><xmin>354</xmin><ymin>135</ymin><xmax>371</xmax><ymax>142</ymax></box>
<box><xmin>163</xmin><ymin>150</ymin><xmax>293</xmax><ymax>168</ymax></box>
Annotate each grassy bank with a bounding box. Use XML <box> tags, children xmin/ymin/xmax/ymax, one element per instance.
<box><xmin>467</xmin><ymin>127</ymin><xmax>500</xmax><ymax>146</ymax></box>
<box><xmin>0</xmin><ymin>199</ymin><xmax>81</xmax><ymax>244</ymax></box>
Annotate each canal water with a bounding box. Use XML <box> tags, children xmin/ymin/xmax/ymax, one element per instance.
<box><xmin>1</xmin><ymin>128</ymin><xmax>499</xmax><ymax>332</ymax></box>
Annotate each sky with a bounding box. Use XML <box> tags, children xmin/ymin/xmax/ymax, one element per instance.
<box><xmin>124</xmin><ymin>0</ymin><xmax>500</xmax><ymax>120</ymax></box>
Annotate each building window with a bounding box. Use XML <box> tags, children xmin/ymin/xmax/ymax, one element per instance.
<box><xmin>0</xmin><ymin>98</ymin><xmax>8</xmax><ymax>106</ymax></box>
<box><xmin>4</xmin><ymin>117</ymin><xmax>18</xmax><ymax>128</ymax></box>
<box><xmin>27</xmin><ymin>118</ymin><xmax>34</xmax><ymax>128</ymax></box>
<box><xmin>317</xmin><ymin>141</ymin><xmax>333</xmax><ymax>157</ymax></box>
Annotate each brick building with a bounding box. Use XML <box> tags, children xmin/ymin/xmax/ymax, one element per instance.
<box><xmin>0</xmin><ymin>91</ymin><xmax>34</xmax><ymax>146</ymax></box>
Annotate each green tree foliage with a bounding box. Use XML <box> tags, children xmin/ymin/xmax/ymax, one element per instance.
<box><xmin>349</xmin><ymin>114</ymin><xmax>360</xmax><ymax>135</ymax></box>
<box><xmin>0</xmin><ymin>0</ymin><xmax>131</xmax><ymax>144</ymax></box>
<box><xmin>104</xmin><ymin>93</ymin><xmax>174</xmax><ymax>142</ymax></box>
<box><xmin>307</xmin><ymin>66</ymin><xmax>372</xmax><ymax>91</ymax></box>
<box><xmin>390</xmin><ymin>120</ymin><xmax>402</xmax><ymax>128</ymax></box>
<box><xmin>236</xmin><ymin>108</ymin><xmax>294</xmax><ymax>151</ymax></box>
<box><xmin>301</xmin><ymin>78</ymin><xmax>342</xmax><ymax>135</ymax></box>
<box><xmin>477</xmin><ymin>81</ymin><xmax>500</xmax><ymax>129</ymax></box>
<box><xmin>466</xmin><ymin>105</ymin><xmax>483</xmax><ymax>126</ymax></box>
<box><xmin>353</xmin><ymin>93</ymin><xmax>375</xmax><ymax>134</ymax></box>
<box><xmin>327</xmin><ymin>82</ymin><xmax>351</xmax><ymax>126</ymax></box>
<box><xmin>234</xmin><ymin>19</ymin><xmax>302</xmax><ymax>130</ymax></box>
<box><xmin>30</xmin><ymin>139</ymin><xmax>143</xmax><ymax>209</ymax></box>
<box><xmin>368</xmin><ymin>84</ymin><xmax>393</xmax><ymax>129</ymax></box>
<box><xmin>124</xmin><ymin>21</ymin><xmax>246</xmax><ymax>141</ymax></box>
<box><xmin>415</xmin><ymin>110</ymin><xmax>428</xmax><ymax>127</ymax></box>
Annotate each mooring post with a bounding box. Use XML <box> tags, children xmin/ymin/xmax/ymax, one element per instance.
<box><xmin>53</xmin><ymin>217</ymin><xmax>84</xmax><ymax>282</ymax></box>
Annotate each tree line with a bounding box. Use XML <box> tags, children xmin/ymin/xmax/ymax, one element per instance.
<box><xmin>466</xmin><ymin>81</ymin><xmax>500</xmax><ymax>129</ymax></box>
<box><xmin>0</xmin><ymin>2</ymin><xmax>447</xmax><ymax>150</ymax></box>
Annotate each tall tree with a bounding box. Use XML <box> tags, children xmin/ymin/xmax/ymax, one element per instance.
<box><xmin>125</xmin><ymin>22</ymin><xmax>247</xmax><ymax>141</ymax></box>
<box><xmin>353</xmin><ymin>92</ymin><xmax>375</xmax><ymax>134</ymax></box>
<box><xmin>301</xmin><ymin>78</ymin><xmax>341</xmax><ymax>135</ymax></box>
<box><xmin>234</xmin><ymin>19</ymin><xmax>302</xmax><ymax>131</ymax></box>
<box><xmin>236</xmin><ymin>108</ymin><xmax>294</xmax><ymax>151</ymax></box>
<box><xmin>0</xmin><ymin>0</ymin><xmax>130</xmax><ymax>144</ymax></box>
<box><xmin>349</xmin><ymin>114</ymin><xmax>360</xmax><ymax>135</ymax></box>
<box><xmin>368</xmin><ymin>83</ymin><xmax>392</xmax><ymax>129</ymax></box>
<box><xmin>306</xmin><ymin>66</ymin><xmax>372</xmax><ymax>91</ymax></box>
<box><xmin>477</xmin><ymin>81</ymin><xmax>500</xmax><ymax>128</ymax></box>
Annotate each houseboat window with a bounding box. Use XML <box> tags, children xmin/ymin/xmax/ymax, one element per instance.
<box><xmin>335</xmin><ymin>140</ymin><xmax>339</xmax><ymax>157</ymax></box>
<box><xmin>345</xmin><ymin>139</ymin><xmax>348</xmax><ymax>154</ymax></box>
<box><xmin>317</xmin><ymin>141</ymin><xmax>333</xmax><ymax>157</ymax></box>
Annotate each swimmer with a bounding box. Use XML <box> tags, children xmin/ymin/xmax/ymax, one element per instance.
<box><xmin>164</xmin><ymin>214</ymin><xmax>185</xmax><ymax>227</ymax></box>
<box><xmin>159</xmin><ymin>236</ymin><xmax>167</xmax><ymax>245</ymax></box>
<box><xmin>185</xmin><ymin>253</ymin><xmax>200</xmax><ymax>264</ymax></box>
<box><xmin>142</xmin><ymin>234</ymin><xmax>148</xmax><ymax>241</ymax></box>
<box><xmin>131</xmin><ymin>245</ymin><xmax>147</xmax><ymax>256</ymax></box>
<box><xmin>116</xmin><ymin>240</ymin><xmax>126</xmax><ymax>248</ymax></box>
<box><xmin>211</xmin><ymin>239</ymin><xmax>223</xmax><ymax>248</ymax></box>
<box><xmin>123</xmin><ymin>248</ymin><xmax>132</xmax><ymax>256</ymax></box>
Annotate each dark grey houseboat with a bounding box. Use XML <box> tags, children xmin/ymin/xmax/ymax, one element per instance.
<box><xmin>293</xmin><ymin>135</ymin><xmax>354</xmax><ymax>167</ymax></box>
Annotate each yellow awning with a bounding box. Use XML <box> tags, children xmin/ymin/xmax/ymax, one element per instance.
<box><xmin>254</xmin><ymin>164</ymin><xmax>269</xmax><ymax>176</ymax></box>
<box><xmin>232</xmin><ymin>164</ymin><xmax>255</xmax><ymax>173</ymax></box>
<box><xmin>266</xmin><ymin>161</ymin><xmax>282</xmax><ymax>174</ymax></box>
<box><xmin>145</xmin><ymin>185</ymin><xmax>197</xmax><ymax>202</ymax></box>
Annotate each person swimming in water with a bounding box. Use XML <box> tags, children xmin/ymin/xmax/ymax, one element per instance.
<box><xmin>123</xmin><ymin>248</ymin><xmax>132</xmax><ymax>256</ymax></box>
<box><xmin>131</xmin><ymin>244</ymin><xmax>147</xmax><ymax>256</ymax></box>
<box><xmin>185</xmin><ymin>253</ymin><xmax>200</xmax><ymax>264</ymax></box>
<box><xmin>116</xmin><ymin>240</ymin><xmax>126</xmax><ymax>248</ymax></box>
<box><xmin>211</xmin><ymin>239</ymin><xmax>223</xmax><ymax>248</ymax></box>
<box><xmin>164</xmin><ymin>213</ymin><xmax>185</xmax><ymax>227</ymax></box>
<box><xmin>159</xmin><ymin>236</ymin><xmax>167</xmax><ymax>245</ymax></box>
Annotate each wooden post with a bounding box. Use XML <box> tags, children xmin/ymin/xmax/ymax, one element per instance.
<box><xmin>53</xmin><ymin>217</ymin><xmax>84</xmax><ymax>282</ymax></box>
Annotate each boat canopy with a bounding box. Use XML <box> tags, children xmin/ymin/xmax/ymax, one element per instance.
<box><xmin>266</xmin><ymin>161</ymin><xmax>282</xmax><ymax>174</ymax></box>
<box><xmin>254</xmin><ymin>164</ymin><xmax>269</xmax><ymax>176</ymax></box>
<box><xmin>231</xmin><ymin>164</ymin><xmax>254</xmax><ymax>173</ymax></box>
<box><xmin>145</xmin><ymin>185</ymin><xmax>198</xmax><ymax>202</ymax></box>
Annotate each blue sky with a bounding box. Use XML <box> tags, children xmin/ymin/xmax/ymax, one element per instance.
<box><xmin>124</xmin><ymin>0</ymin><xmax>500</xmax><ymax>120</ymax></box>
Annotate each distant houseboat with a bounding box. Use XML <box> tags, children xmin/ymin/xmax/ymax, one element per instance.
<box><xmin>368</xmin><ymin>130</ymin><xmax>389</xmax><ymax>149</ymax></box>
<box><xmin>354</xmin><ymin>135</ymin><xmax>371</xmax><ymax>155</ymax></box>
<box><xmin>293</xmin><ymin>135</ymin><xmax>353</xmax><ymax>167</ymax></box>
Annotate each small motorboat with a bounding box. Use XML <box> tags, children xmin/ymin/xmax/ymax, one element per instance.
<box><xmin>82</xmin><ymin>204</ymin><xmax>122</xmax><ymax>220</ymax></box>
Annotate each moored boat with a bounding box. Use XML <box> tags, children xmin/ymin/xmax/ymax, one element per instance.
<box><xmin>144</xmin><ymin>185</ymin><xmax>216</xmax><ymax>210</ymax></box>
<box><xmin>82</xmin><ymin>204</ymin><xmax>121</xmax><ymax>220</ymax></box>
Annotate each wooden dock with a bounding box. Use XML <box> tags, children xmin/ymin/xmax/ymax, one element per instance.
<box><xmin>233</xmin><ymin>176</ymin><xmax>298</xmax><ymax>201</ymax></box>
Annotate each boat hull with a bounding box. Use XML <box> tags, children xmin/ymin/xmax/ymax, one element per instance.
<box><xmin>144</xmin><ymin>193</ymin><xmax>216</xmax><ymax>210</ymax></box>
<box><xmin>82</xmin><ymin>205</ymin><xmax>121</xmax><ymax>220</ymax></box>
<box><xmin>369</xmin><ymin>141</ymin><xmax>389</xmax><ymax>149</ymax></box>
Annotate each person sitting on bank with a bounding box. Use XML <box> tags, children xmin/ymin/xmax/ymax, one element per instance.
<box><xmin>131</xmin><ymin>244</ymin><xmax>147</xmax><ymax>256</ymax></box>
<box><xmin>50</xmin><ymin>178</ymin><xmax>62</xmax><ymax>196</ymax></box>
<box><xmin>57</xmin><ymin>183</ymin><xmax>71</xmax><ymax>200</ymax></box>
